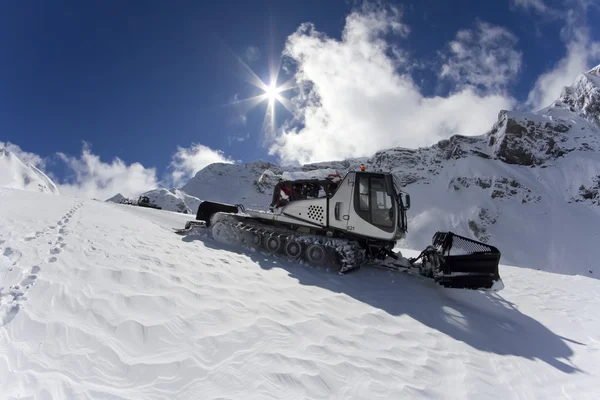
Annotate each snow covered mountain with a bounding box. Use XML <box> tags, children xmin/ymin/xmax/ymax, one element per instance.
<box><xmin>181</xmin><ymin>161</ymin><xmax>285</xmax><ymax>210</ymax></box>
<box><xmin>105</xmin><ymin>188</ymin><xmax>201</xmax><ymax>214</ymax></box>
<box><xmin>1</xmin><ymin>188</ymin><xmax>598</xmax><ymax>398</ymax></box>
<box><xmin>181</xmin><ymin>65</ymin><xmax>600</xmax><ymax>278</ymax></box>
<box><xmin>0</xmin><ymin>148</ymin><xmax>59</xmax><ymax>195</ymax></box>
<box><xmin>105</xmin><ymin>193</ymin><xmax>127</xmax><ymax>203</ymax></box>
<box><xmin>138</xmin><ymin>188</ymin><xmax>201</xmax><ymax>214</ymax></box>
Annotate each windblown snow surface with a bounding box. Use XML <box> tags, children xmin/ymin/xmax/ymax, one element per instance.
<box><xmin>1</xmin><ymin>188</ymin><xmax>599</xmax><ymax>399</ymax></box>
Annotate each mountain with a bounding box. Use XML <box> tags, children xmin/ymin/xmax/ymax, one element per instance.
<box><xmin>105</xmin><ymin>193</ymin><xmax>127</xmax><ymax>203</ymax></box>
<box><xmin>139</xmin><ymin>188</ymin><xmax>201</xmax><ymax>214</ymax></box>
<box><xmin>181</xmin><ymin>161</ymin><xmax>284</xmax><ymax>210</ymax></box>
<box><xmin>179</xmin><ymin>65</ymin><xmax>600</xmax><ymax>278</ymax></box>
<box><xmin>105</xmin><ymin>188</ymin><xmax>201</xmax><ymax>214</ymax></box>
<box><xmin>1</xmin><ymin>188</ymin><xmax>598</xmax><ymax>398</ymax></box>
<box><xmin>0</xmin><ymin>148</ymin><xmax>59</xmax><ymax>194</ymax></box>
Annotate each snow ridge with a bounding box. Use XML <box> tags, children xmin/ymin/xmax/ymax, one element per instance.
<box><xmin>0</xmin><ymin>149</ymin><xmax>59</xmax><ymax>194</ymax></box>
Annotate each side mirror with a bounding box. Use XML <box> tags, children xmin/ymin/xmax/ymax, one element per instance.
<box><xmin>405</xmin><ymin>194</ymin><xmax>411</xmax><ymax>210</ymax></box>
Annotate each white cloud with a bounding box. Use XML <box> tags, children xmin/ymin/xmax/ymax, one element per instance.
<box><xmin>269</xmin><ymin>5</ymin><xmax>517</xmax><ymax>165</ymax></box>
<box><xmin>510</xmin><ymin>0</ymin><xmax>552</xmax><ymax>14</ymax></box>
<box><xmin>440</xmin><ymin>21</ymin><xmax>522</xmax><ymax>93</ymax></box>
<box><xmin>228</xmin><ymin>133</ymin><xmax>250</xmax><ymax>145</ymax></box>
<box><xmin>1</xmin><ymin>140</ymin><xmax>234</xmax><ymax>199</ymax></box>
<box><xmin>169</xmin><ymin>143</ymin><xmax>234</xmax><ymax>187</ymax></box>
<box><xmin>56</xmin><ymin>143</ymin><xmax>160</xmax><ymax>200</ymax></box>
<box><xmin>0</xmin><ymin>141</ymin><xmax>45</xmax><ymax>168</ymax></box>
<box><xmin>525</xmin><ymin>10</ymin><xmax>600</xmax><ymax>111</ymax></box>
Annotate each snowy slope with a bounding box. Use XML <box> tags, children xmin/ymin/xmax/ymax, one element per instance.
<box><xmin>177</xmin><ymin>67</ymin><xmax>600</xmax><ymax>278</ymax></box>
<box><xmin>0</xmin><ymin>149</ymin><xmax>59</xmax><ymax>194</ymax></box>
<box><xmin>0</xmin><ymin>188</ymin><xmax>598</xmax><ymax>399</ymax></box>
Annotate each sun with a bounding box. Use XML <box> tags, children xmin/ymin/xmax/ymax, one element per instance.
<box><xmin>222</xmin><ymin>46</ymin><xmax>297</xmax><ymax>141</ymax></box>
<box><xmin>265</xmin><ymin>82</ymin><xmax>280</xmax><ymax>102</ymax></box>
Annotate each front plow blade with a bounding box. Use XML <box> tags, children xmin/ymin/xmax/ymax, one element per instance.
<box><xmin>173</xmin><ymin>201</ymin><xmax>242</xmax><ymax>235</ymax></box>
<box><xmin>426</xmin><ymin>232</ymin><xmax>503</xmax><ymax>291</ymax></box>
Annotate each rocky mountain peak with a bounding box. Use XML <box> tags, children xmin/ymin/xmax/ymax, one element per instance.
<box><xmin>484</xmin><ymin>69</ymin><xmax>600</xmax><ymax>167</ymax></box>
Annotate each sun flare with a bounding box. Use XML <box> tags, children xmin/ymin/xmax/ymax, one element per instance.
<box><xmin>265</xmin><ymin>82</ymin><xmax>279</xmax><ymax>102</ymax></box>
<box><xmin>224</xmin><ymin>46</ymin><xmax>298</xmax><ymax>141</ymax></box>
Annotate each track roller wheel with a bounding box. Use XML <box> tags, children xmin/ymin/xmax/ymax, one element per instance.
<box><xmin>264</xmin><ymin>234</ymin><xmax>282</xmax><ymax>253</ymax></box>
<box><xmin>306</xmin><ymin>243</ymin><xmax>326</xmax><ymax>265</ymax></box>
<box><xmin>284</xmin><ymin>240</ymin><xmax>303</xmax><ymax>259</ymax></box>
<box><xmin>211</xmin><ymin>220</ymin><xmax>232</xmax><ymax>245</ymax></box>
<box><xmin>245</xmin><ymin>231</ymin><xmax>261</xmax><ymax>248</ymax></box>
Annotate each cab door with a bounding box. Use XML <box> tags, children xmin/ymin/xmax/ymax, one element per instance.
<box><xmin>328</xmin><ymin>172</ymin><xmax>356</xmax><ymax>231</ymax></box>
<box><xmin>346</xmin><ymin>173</ymin><xmax>397</xmax><ymax>241</ymax></box>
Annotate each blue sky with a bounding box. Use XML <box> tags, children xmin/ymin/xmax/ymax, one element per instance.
<box><xmin>1</xmin><ymin>0</ymin><xmax>599</xmax><ymax>198</ymax></box>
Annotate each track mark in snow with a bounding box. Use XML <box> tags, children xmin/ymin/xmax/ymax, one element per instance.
<box><xmin>47</xmin><ymin>256</ymin><xmax>57</xmax><ymax>263</ymax></box>
<box><xmin>49</xmin><ymin>247</ymin><xmax>62</xmax><ymax>255</ymax></box>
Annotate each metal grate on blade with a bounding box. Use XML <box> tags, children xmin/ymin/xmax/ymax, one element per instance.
<box><xmin>432</xmin><ymin>231</ymin><xmax>499</xmax><ymax>256</ymax></box>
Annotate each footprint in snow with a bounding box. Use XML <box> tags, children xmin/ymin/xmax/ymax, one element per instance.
<box><xmin>47</xmin><ymin>257</ymin><xmax>57</xmax><ymax>263</ymax></box>
<box><xmin>0</xmin><ymin>302</ymin><xmax>21</xmax><ymax>327</ymax></box>
<box><xmin>24</xmin><ymin>231</ymin><xmax>44</xmax><ymax>242</ymax></box>
<box><xmin>2</xmin><ymin>247</ymin><xmax>21</xmax><ymax>266</ymax></box>
<box><xmin>0</xmin><ymin>275</ymin><xmax>36</xmax><ymax>327</ymax></box>
<box><xmin>49</xmin><ymin>247</ymin><xmax>61</xmax><ymax>255</ymax></box>
<box><xmin>1</xmin><ymin>264</ymin><xmax>45</xmax><ymax>321</ymax></box>
<box><xmin>20</xmin><ymin>274</ymin><xmax>37</xmax><ymax>288</ymax></box>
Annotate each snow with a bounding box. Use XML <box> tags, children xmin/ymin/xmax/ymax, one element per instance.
<box><xmin>1</xmin><ymin>188</ymin><xmax>599</xmax><ymax>399</ymax></box>
<box><xmin>0</xmin><ymin>149</ymin><xmax>59</xmax><ymax>194</ymax></box>
<box><xmin>259</xmin><ymin>168</ymin><xmax>342</xmax><ymax>182</ymax></box>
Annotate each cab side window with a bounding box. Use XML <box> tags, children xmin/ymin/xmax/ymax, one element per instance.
<box><xmin>358</xmin><ymin>176</ymin><xmax>369</xmax><ymax>211</ymax></box>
